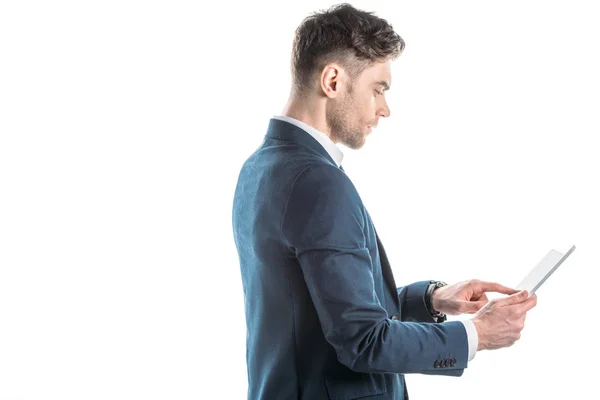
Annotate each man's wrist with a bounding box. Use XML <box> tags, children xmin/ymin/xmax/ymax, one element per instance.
<box><xmin>431</xmin><ymin>287</ymin><xmax>442</xmax><ymax>312</ymax></box>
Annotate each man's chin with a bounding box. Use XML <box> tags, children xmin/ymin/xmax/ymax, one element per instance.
<box><xmin>343</xmin><ymin>138</ymin><xmax>366</xmax><ymax>150</ymax></box>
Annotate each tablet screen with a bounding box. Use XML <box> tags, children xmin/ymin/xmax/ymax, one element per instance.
<box><xmin>516</xmin><ymin>245</ymin><xmax>576</xmax><ymax>295</ymax></box>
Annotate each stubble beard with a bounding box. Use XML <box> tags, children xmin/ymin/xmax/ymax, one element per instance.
<box><xmin>326</xmin><ymin>85</ymin><xmax>366</xmax><ymax>150</ymax></box>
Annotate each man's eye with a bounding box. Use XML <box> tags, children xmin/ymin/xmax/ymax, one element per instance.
<box><xmin>375</xmin><ymin>90</ymin><xmax>383</xmax><ymax>96</ymax></box>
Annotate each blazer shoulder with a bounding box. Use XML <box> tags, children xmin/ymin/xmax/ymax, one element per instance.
<box><xmin>281</xmin><ymin>163</ymin><xmax>366</xmax><ymax>246</ymax></box>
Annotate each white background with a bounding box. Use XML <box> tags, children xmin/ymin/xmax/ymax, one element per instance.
<box><xmin>1</xmin><ymin>1</ymin><xmax>598</xmax><ymax>399</ymax></box>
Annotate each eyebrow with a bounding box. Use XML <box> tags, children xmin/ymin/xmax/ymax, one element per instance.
<box><xmin>374</xmin><ymin>81</ymin><xmax>390</xmax><ymax>91</ymax></box>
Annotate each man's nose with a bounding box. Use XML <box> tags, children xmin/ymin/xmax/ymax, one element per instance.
<box><xmin>378</xmin><ymin>102</ymin><xmax>390</xmax><ymax>118</ymax></box>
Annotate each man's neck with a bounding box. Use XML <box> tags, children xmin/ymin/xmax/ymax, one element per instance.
<box><xmin>281</xmin><ymin>98</ymin><xmax>335</xmax><ymax>143</ymax></box>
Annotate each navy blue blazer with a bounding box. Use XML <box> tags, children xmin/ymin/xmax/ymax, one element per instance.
<box><xmin>232</xmin><ymin>118</ymin><xmax>469</xmax><ymax>400</ymax></box>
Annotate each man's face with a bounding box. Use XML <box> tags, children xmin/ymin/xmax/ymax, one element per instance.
<box><xmin>327</xmin><ymin>60</ymin><xmax>392</xmax><ymax>149</ymax></box>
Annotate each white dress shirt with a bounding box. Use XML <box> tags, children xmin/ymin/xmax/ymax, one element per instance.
<box><xmin>272</xmin><ymin>114</ymin><xmax>478</xmax><ymax>362</ymax></box>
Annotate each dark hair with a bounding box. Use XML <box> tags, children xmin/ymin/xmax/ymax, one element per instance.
<box><xmin>290</xmin><ymin>3</ymin><xmax>404</xmax><ymax>95</ymax></box>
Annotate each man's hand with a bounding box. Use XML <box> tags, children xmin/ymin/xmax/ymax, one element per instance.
<box><xmin>472</xmin><ymin>289</ymin><xmax>537</xmax><ymax>350</ymax></box>
<box><xmin>431</xmin><ymin>279</ymin><xmax>519</xmax><ymax>316</ymax></box>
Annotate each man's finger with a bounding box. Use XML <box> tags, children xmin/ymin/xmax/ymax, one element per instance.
<box><xmin>477</xmin><ymin>281</ymin><xmax>520</xmax><ymax>295</ymax></box>
<box><xmin>514</xmin><ymin>293</ymin><xmax>538</xmax><ymax>312</ymax></box>
<box><xmin>472</xmin><ymin>293</ymin><xmax>489</xmax><ymax>302</ymax></box>
<box><xmin>497</xmin><ymin>289</ymin><xmax>529</xmax><ymax>306</ymax></box>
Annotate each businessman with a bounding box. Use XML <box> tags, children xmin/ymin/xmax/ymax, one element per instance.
<box><xmin>232</xmin><ymin>3</ymin><xmax>537</xmax><ymax>399</ymax></box>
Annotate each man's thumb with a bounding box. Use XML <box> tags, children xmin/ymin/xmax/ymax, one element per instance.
<box><xmin>501</xmin><ymin>289</ymin><xmax>528</xmax><ymax>305</ymax></box>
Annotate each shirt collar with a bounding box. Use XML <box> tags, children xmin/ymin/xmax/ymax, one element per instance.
<box><xmin>272</xmin><ymin>115</ymin><xmax>344</xmax><ymax>167</ymax></box>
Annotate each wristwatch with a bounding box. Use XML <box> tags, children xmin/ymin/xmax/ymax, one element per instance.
<box><xmin>425</xmin><ymin>280</ymin><xmax>447</xmax><ymax>322</ymax></box>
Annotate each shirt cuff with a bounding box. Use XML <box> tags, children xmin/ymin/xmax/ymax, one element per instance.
<box><xmin>460</xmin><ymin>319</ymin><xmax>478</xmax><ymax>362</ymax></box>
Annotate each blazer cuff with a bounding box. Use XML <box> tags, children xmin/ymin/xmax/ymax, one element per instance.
<box><xmin>399</xmin><ymin>280</ymin><xmax>435</xmax><ymax>322</ymax></box>
<box><xmin>419</xmin><ymin>320</ymin><xmax>470</xmax><ymax>375</ymax></box>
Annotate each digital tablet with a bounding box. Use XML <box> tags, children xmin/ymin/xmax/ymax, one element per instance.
<box><xmin>516</xmin><ymin>245</ymin><xmax>576</xmax><ymax>295</ymax></box>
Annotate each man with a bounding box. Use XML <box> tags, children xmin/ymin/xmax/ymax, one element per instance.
<box><xmin>232</xmin><ymin>3</ymin><xmax>537</xmax><ymax>399</ymax></box>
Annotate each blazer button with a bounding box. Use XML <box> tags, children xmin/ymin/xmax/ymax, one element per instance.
<box><xmin>434</xmin><ymin>360</ymin><xmax>440</xmax><ymax>368</ymax></box>
<box><xmin>391</xmin><ymin>315</ymin><xmax>399</xmax><ymax>320</ymax></box>
<box><xmin>441</xmin><ymin>359</ymin><xmax>447</xmax><ymax>368</ymax></box>
<box><xmin>451</xmin><ymin>358</ymin><xmax>457</xmax><ymax>366</ymax></box>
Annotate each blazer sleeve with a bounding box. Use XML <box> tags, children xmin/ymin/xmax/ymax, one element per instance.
<box><xmin>281</xmin><ymin>164</ymin><xmax>468</xmax><ymax>375</ymax></box>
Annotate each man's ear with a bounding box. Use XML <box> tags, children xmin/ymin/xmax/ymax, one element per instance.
<box><xmin>320</xmin><ymin>63</ymin><xmax>345</xmax><ymax>99</ymax></box>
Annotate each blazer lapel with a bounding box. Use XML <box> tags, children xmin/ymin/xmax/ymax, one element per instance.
<box><xmin>374</xmin><ymin>228</ymin><xmax>401</xmax><ymax>311</ymax></box>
